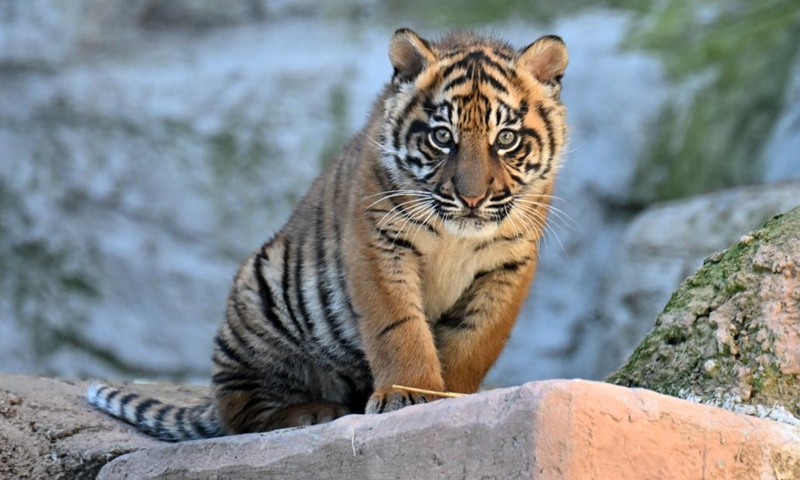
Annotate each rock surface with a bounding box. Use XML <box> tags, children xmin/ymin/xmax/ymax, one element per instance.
<box><xmin>3</xmin><ymin>372</ymin><xmax>800</xmax><ymax>479</ymax></box>
<box><xmin>608</xmin><ymin>206</ymin><xmax>800</xmax><ymax>417</ymax></box>
<box><xmin>578</xmin><ymin>183</ymin><xmax>800</xmax><ymax>380</ymax></box>
<box><xmin>0</xmin><ymin>373</ymin><xmax>205</xmax><ymax>479</ymax></box>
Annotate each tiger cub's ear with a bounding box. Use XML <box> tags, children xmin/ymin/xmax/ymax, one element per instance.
<box><xmin>516</xmin><ymin>35</ymin><xmax>568</xmax><ymax>95</ymax></box>
<box><xmin>389</xmin><ymin>28</ymin><xmax>436</xmax><ymax>83</ymax></box>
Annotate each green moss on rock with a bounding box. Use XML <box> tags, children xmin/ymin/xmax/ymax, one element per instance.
<box><xmin>607</xmin><ymin>207</ymin><xmax>800</xmax><ymax>414</ymax></box>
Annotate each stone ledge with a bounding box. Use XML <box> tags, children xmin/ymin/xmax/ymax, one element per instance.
<box><xmin>3</xmin><ymin>372</ymin><xmax>799</xmax><ymax>479</ymax></box>
<box><xmin>97</xmin><ymin>380</ymin><xmax>800</xmax><ymax>480</ymax></box>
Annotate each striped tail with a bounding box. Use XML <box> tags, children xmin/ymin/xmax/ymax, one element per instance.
<box><xmin>86</xmin><ymin>382</ymin><xmax>225</xmax><ymax>442</ymax></box>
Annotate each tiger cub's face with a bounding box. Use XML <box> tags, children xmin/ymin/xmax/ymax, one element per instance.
<box><xmin>380</xmin><ymin>30</ymin><xmax>568</xmax><ymax>239</ymax></box>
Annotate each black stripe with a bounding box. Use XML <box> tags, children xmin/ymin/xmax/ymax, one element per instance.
<box><xmin>174</xmin><ymin>406</ymin><xmax>192</xmax><ymax>440</ymax></box>
<box><xmin>314</xmin><ymin>197</ymin><xmax>361</xmax><ymax>361</ymax></box>
<box><xmin>479</xmin><ymin>70</ymin><xmax>508</xmax><ymax>93</ymax></box>
<box><xmin>484</xmin><ymin>102</ymin><xmax>493</xmax><ymax>125</ymax></box>
<box><xmin>441</xmin><ymin>51</ymin><xmax>509</xmax><ymax>80</ymax></box>
<box><xmin>104</xmin><ymin>389</ymin><xmax>121</xmax><ymax>409</ymax></box>
<box><xmin>281</xmin><ymin>241</ymin><xmax>307</xmax><ymax>339</ymax></box>
<box><xmin>404</xmin><ymin>120</ymin><xmax>429</xmax><ymax>149</ymax></box>
<box><xmin>439</xmin><ymin>49</ymin><xmax>467</xmax><ymax>60</ymax></box>
<box><xmin>518</xmin><ymin>142</ymin><xmax>533</xmax><ymax>162</ymax></box>
<box><xmin>293</xmin><ymin>234</ymin><xmax>316</xmax><ymax>339</ymax></box>
<box><xmin>154</xmin><ymin>404</ymin><xmax>174</xmax><ymax>424</ymax></box>
<box><xmin>191</xmin><ymin>404</ymin><xmax>215</xmax><ymax>438</ymax></box>
<box><xmin>474</xmin><ymin>257</ymin><xmax>531</xmax><ymax>279</ymax></box>
<box><xmin>229</xmin><ymin>297</ymin><xmax>288</xmax><ymax>356</ymax></box>
<box><xmin>332</xmin><ymin>160</ymin><xmax>364</xmax><ymax>347</ymax></box>
<box><xmin>520</xmin><ymin>127</ymin><xmax>543</xmax><ymax>151</ymax></box>
<box><xmin>493</xmin><ymin>48</ymin><xmax>514</xmax><ymax>62</ymax></box>
<box><xmin>536</xmin><ymin>102</ymin><xmax>556</xmax><ymax>178</ymax></box>
<box><xmin>254</xmin><ymin>250</ymin><xmax>299</xmax><ymax>346</ymax></box>
<box><xmin>442</xmin><ymin>74</ymin><xmax>469</xmax><ymax>92</ymax></box>
<box><xmin>405</xmin><ymin>154</ymin><xmax>424</xmax><ymax>170</ymax></box>
<box><xmin>135</xmin><ymin>398</ymin><xmax>161</xmax><ymax>427</ymax></box>
<box><xmin>93</xmin><ymin>385</ymin><xmax>109</xmax><ymax>399</ymax></box>
<box><xmin>393</xmin><ymin>95</ymin><xmax>421</xmax><ymax>150</ymax></box>
<box><xmin>214</xmin><ymin>334</ymin><xmax>252</xmax><ymax>369</ymax></box>
<box><xmin>501</xmin><ymin>259</ymin><xmax>527</xmax><ymax>272</ymax></box>
<box><xmin>117</xmin><ymin>392</ymin><xmax>139</xmax><ymax>412</ymax></box>
<box><xmin>378</xmin><ymin>316</ymin><xmax>412</xmax><ymax>338</ymax></box>
<box><xmin>508</xmin><ymin>171</ymin><xmax>525</xmax><ymax>185</ymax></box>
<box><xmin>421</xmin><ymin>168</ymin><xmax>439</xmax><ymax>183</ymax></box>
<box><xmin>490</xmin><ymin>187</ymin><xmax>512</xmax><ymax>202</ymax></box>
<box><xmin>229</xmin><ymin>300</ymin><xmax>289</xmax><ymax>361</ymax></box>
<box><xmin>376</xmin><ymin>229</ymin><xmax>421</xmax><ymax>256</ymax></box>
<box><xmin>436</xmin><ymin>308</ymin><xmax>474</xmax><ymax>331</ymax></box>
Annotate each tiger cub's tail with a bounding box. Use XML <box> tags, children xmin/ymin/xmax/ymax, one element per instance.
<box><xmin>86</xmin><ymin>382</ymin><xmax>225</xmax><ymax>442</ymax></box>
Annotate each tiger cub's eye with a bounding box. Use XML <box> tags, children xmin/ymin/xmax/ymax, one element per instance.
<box><xmin>496</xmin><ymin>129</ymin><xmax>518</xmax><ymax>147</ymax></box>
<box><xmin>431</xmin><ymin>127</ymin><xmax>453</xmax><ymax>147</ymax></box>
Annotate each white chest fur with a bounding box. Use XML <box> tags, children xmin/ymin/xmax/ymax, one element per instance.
<box><xmin>419</xmin><ymin>235</ymin><xmax>524</xmax><ymax>322</ymax></box>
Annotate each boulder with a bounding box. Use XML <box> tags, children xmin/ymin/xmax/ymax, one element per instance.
<box><xmin>571</xmin><ymin>183</ymin><xmax>800</xmax><ymax>380</ymax></box>
<box><xmin>608</xmin><ymin>206</ymin><xmax>800</xmax><ymax>418</ymax></box>
<box><xmin>2</xmin><ymin>372</ymin><xmax>800</xmax><ymax>479</ymax></box>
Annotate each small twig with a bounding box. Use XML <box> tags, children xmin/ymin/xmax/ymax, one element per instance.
<box><xmin>391</xmin><ymin>385</ymin><xmax>467</xmax><ymax>398</ymax></box>
<box><xmin>349</xmin><ymin>426</ymin><xmax>357</xmax><ymax>457</ymax></box>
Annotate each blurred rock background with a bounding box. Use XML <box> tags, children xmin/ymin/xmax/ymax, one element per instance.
<box><xmin>0</xmin><ymin>0</ymin><xmax>798</xmax><ymax>386</ymax></box>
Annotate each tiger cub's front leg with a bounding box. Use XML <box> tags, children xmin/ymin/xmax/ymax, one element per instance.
<box><xmin>435</xmin><ymin>254</ymin><xmax>538</xmax><ymax>394</ymax></box>
<box><xmin>350</xmin><ymin>241</ymin><xmax>445</xmax><ymax>414</ymax></box>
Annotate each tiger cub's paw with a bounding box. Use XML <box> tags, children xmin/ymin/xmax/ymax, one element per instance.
<box><xmin>365</xmin><ymin>386</ymin><xmax>431</xmax><ymax>414</ymax></box>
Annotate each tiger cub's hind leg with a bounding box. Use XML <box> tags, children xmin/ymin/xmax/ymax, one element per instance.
<box><xmin>216</xmin><ymin>391</ymin><xmax>351</xmax><ymax>434</ymax></box>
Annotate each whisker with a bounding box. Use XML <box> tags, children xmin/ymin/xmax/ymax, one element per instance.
<box><xmin>512</xmin><ymin>209</ymin><xmax>545</xmax><ymax>258</ymax></box>
<box><xmin>519</xmin><ymin>206</ymin><xmax>566</xmax><ymax>254</ymax></box>
<box><xmin>362</xmin><ymin>189</ymin><xmax>430</xmax><ymax>201</ymax></box>
<box><xmin>410</xmin><ymin>203</ymin><xmax>438</xmax><ymax>246</ymax></box>
<box><xmin>366</xmin><ymin>135</ymin><xmax>402</xmax><ymax>157</ymax></box>
<box><xmin>377</xmin><ymin>197</ymin><xmax>431</xmax><ymax>230</ymax></box>
<box><xmin>363</xmin><ymin>191</ymin><xmax>430</xmax><ymax>212</ymax></box>
<box><xmin>513</xmin><ymin>198</ymin><xmax>574</xmax><ymax>230</ymax></box>
<box><xmin>393</xmin><ymin>201</ymin><xmax>434</xmax><ymax>246</ymax></box>
<box><xmin>518</xmin><ymin>192</ymin><xmax>569</xmax><ymax>204</ymax></box>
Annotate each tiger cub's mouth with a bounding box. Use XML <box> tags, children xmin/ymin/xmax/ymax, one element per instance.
<box><xmin>433</xmin><ymin>202</ymin><xmax>511</xmax><ymax>239</ymax></box>
<box><xmin>441</xmin><ymin>215</ymin><xmax>501</xmax><ymax>239</ymax></box>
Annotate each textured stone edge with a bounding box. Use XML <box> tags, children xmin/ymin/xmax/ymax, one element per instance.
<box><xmin>97</xmin><ymin>380</ymin><xmax>800</xmax><ymax>480</ymax></box>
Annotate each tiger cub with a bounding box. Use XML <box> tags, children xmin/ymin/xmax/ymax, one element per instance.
<box><xmin>87</xmin><ymin>28</ymin><xmax>569</xmax><ymax>441</ymax></box>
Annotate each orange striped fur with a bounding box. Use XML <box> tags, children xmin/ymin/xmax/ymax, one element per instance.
<box><xmin>87</xmin><ymin>29</ymin><xmax>569</xmax><ymax>440</ymax></box>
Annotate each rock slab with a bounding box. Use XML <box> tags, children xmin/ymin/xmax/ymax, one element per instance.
<box><xmin>3</xmin><ymin>373</ymin><xmax>799</xmax><ymax>479</ymax></box>
<box><xmin>97</xmin><ymin>380</ymin><xmax>800</xmax><ymax>480</ymax></box>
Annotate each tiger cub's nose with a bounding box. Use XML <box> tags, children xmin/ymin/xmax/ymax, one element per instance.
<box><xmin>457</xmin><ymin>192</ymin><xmax>487</xmax><ymax>208</ymax></box>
